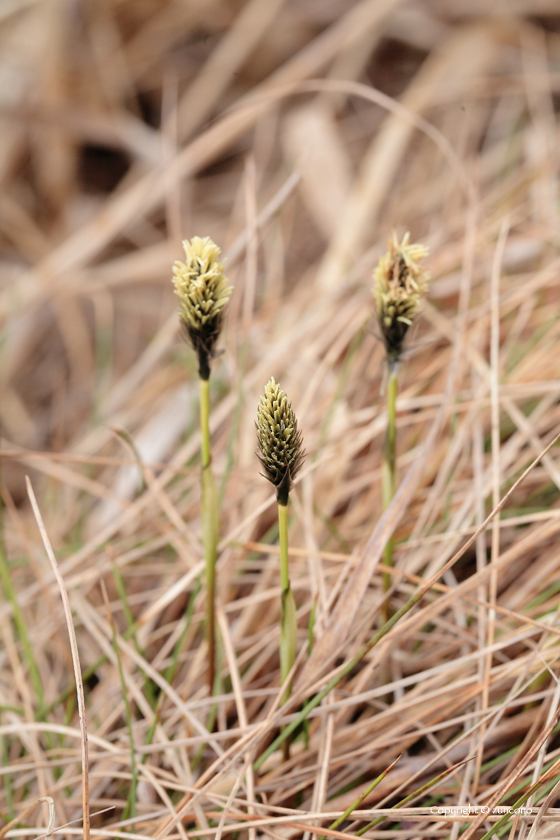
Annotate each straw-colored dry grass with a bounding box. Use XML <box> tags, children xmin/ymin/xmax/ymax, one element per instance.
<box><xmin>2</xmin><ymin>2</ymin><xmax>560</xmax><ymax>839</ymax></box>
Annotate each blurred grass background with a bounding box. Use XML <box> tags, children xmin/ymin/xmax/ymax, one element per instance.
<box><xmin>3</xmin><ymin>1</ymin><xmax>560</xmax><ymax>838</ymax></box>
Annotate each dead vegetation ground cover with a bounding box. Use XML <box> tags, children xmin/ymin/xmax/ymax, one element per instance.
<box><xmin>2</xmin><ymin>1</ymin><xmax>560</xmax><ymax>839</ymax></box>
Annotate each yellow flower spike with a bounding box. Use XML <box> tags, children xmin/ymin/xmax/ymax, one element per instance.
<box><xmin>172</xmin><ymin>236</ymin><xmax>233</xmax><ymax>379</ymax></box>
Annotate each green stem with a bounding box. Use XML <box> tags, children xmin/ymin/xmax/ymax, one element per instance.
<box><xmin>355</xmin><ymin>757</ymin><xmax>472</xmax><ymax>835</ymax></box>
<box><xmin>476</xmin><ymin>768</ymin><xmax>559</xmax><ymax>840</ymax></box>
<box><xmin>200</xmin><ymin>378</ymin><xmax>211</xmax><ymax>470</ymax></box>
<box><xmin>200</xmin><ymin>377</ymin><xmax>219</xmax><ymax>695</ymax></box>
<box><xmin>2</xmin><ymin>729</ymin><xmax>15</xmax><ymax>820</ymax></box>
<box><xmin>0</xmin><ymin>551</ymin><xmax>46</xmax><ymax>716</ymax></box>
<box><xmin>322</xmin><ymin>760</ymin><xmax>397</xmax><ymax>840</ymax></box>
<box><xmin>107</xmin><ymin>610</ymin><xmax>137</xmax><ymax>828</ymax></box>
<box><xmin>278</xmin><ymin>502</ymin><xmax>290</xmax><ymax>594</ymax></box>
<box><xmin>381</xmin><ymin>364</ymin><xmax>398</xmax><ymax>624</ymax></box>
<box><xmin>278</xmin><ymin>501</ymin><xmax>297</xmax><ymax>758</ymax></box>
<box><xmin>112</xmin><ymin>564</ymin><xmax>155</xmax><ymax>707</ymax></box>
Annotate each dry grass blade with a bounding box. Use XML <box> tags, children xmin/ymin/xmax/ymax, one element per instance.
<box><xmin>526</xmin><ymin>776</ymin><xmax>560</xmax><ymax>840</ymax></box>
<box><xmin>0</xmin><ymin>797</ymin><xmax>54</xmax><ymax>840</ymax></box>
<box><xmin>25</xmin><ymin>477</ymin><xmax>90</xmax><ymax>840</ymax></box>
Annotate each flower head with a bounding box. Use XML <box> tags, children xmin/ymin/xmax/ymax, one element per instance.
<box><xmin>372</xmin><ymin>232</ymin><xmax>430</xmax><ymax>363</ymax></box>
<box><xmin>256</xmin><ymin>378</ymin><xmax>305</xmax><ymax>506</ymax></box>
<box><xmin>172</xmin><ymin>236</ymin><xmax>232</xmax><ymax>379</ymax></box>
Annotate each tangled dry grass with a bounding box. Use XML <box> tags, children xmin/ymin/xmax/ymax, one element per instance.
<box><xmin>3</xmin><ymin>1</ymin><xmax>560</xmax><ymax>839</ymax></box>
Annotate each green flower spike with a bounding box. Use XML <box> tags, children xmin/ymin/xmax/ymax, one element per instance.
<box><xmin>256</xmin><ymin>378</ymin><xmax>305</xmax><ymax>507</ymax></box>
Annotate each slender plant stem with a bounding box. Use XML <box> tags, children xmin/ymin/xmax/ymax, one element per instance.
<box><xmin>112</xmin><ymin>564</ymin><xmax>155</xmax><ymax>707</ymax></box>
<box><xmin>200</xmin><ymin>376</ymin><xmax>219</xmax><ymax>695</ymax></box>
<box><xmin>200</xmin><ymin>377</ymin><xmax>211</xmax><ymax>469</ymax></box>
<box><xmin>321</xmin><ymin>756</ymin><xmax>400</xmax><ymax>840</ymax></box>
<box><xmin>381</xmin><ymin>363</ymin><xmax>398</xmax><ymax>624</ymax></box>
<box><xmin>278</xmin><ymin>502</ymin><xmax>290</xmax><ymax>594</ymax></box>
<box><xmin>355</xmin><ymin>757</ymin><xmax>472</xmax><ymax>835</ymax></box>
<box><xmin>476</xmin><ymin>761</ymin><xmax>560</xmax><ymax>840</ymax></box>
<box><xmin>278</xmin><ymin>501</ymin><xmax>297</xmax><ymax>758</ymax></box>
<box><xmin>103</xmin><ymin>587</ymin><xmax>137</xmax><ymax>828</ymax></box>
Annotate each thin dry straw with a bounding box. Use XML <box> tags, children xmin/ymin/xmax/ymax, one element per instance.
<box><xmin>100</xmin><ymin>580</ymin><xmax>138</xmax><ymax>827</ymax></box>
<box><xmin>26</xmin><ymin>477</ymin><xmax>90</xmax><ymax>840</ymax></box>
<box><xmin>5</xmin><ymin>60</ymin><xmax>473</xmax><ymax>341</ymax></box>
<box><xmin>30</xmin><ymin>808</ymin><xmax>116</xmax><ymax>840</ymax></box>
<box><xmin>230</xmin><ymin>77</ymin><xmax>473</xmax><ymax>199</ymax></box>
<box><xmin>474</xmin><ymin>217</ymin><xmax>510</xmax><ymax>793</ymax></box>
<box><xmin>0</xmin><ymin>797</ymin><xmax>55</xmax><ymax>840</ymax></box>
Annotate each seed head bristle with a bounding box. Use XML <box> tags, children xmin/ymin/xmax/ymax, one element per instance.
<box><xmin>372</xmin><ymin>231</ymin><xmax>430</xmax><ymax>362</ymax></box>
<box><xmin>256</xmin><ymin>378</ymin><xmax>305</xmax><ymax>506</ymax></box>
<box><xmin>172</xmin><ymin>236</ymin><xmax>233</xmax><ymax>378</ymax></box>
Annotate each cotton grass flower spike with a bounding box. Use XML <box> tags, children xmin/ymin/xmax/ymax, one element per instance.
<box><xmin>372</xmin><ymin>231</ymin><xmax>430</xmax><ymax>365</ymax></box>
<box><xmin>372</xmin><ymin>232</ymin><xmax>429</xmax><ymax>628</ymax></box>
<box><xmin>172</xmin><ymin>235</ymin><xmax>232</xmax><ymax>697</ymax></box>
<box><xmin>256</xmin><ymin>377</ymin><xmax>305</xmax><ymax>507</ymax></box>
<box><xmin>256</xmin><ymin>378</ymin><xmax>304</xmax><ymax>757</ymax></box>
<box><xmin>173</xmin><ymin>235</ymin><xmax>233</xmax><ymax>380</ymax></box>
